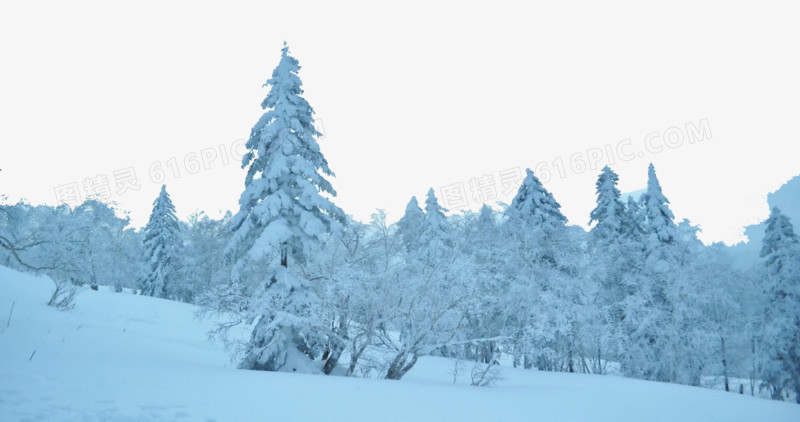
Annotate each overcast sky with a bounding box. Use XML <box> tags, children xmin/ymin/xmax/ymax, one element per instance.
<box><xmin>1</xmin><ymin>1</ymin><xmax>798</xmax><ymax>245</ymax></box>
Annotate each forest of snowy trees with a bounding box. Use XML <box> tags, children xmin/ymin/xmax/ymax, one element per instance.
<box><xmin>1</xmin><ymin>44</ymin><xmax>798</xmax><ymax>403</ymax></box>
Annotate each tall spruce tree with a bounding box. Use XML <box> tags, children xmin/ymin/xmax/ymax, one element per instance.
<box><xmin>140</xmin><ymin>185</ymin><xmax>181</xmax><ymax>298</ymax></box>
<box><xmin>642</xmin><ymin>163</ymin><xmax>677</xmax><ymax>249</ymax></box>
<box><xmin>504</xmin><ymin>168</ymin><xmax>570</xmax><ymax>270</ymax></box>
<box><xmin>623</xmin><ymin>163</ymin><xmax>682</xmax><ymax>382</ymax></box>
<box><xmin>505</xmin><ymin>168</ymin><xmax>567</xmax><ymax>228</ymax></box>
<box><xmin>420</xmin><ymin>188</ymin><xmax>451</xmax><ymax>251</ymax></box>
<box><xmin>502</xmin><ymin>168</ymin><xmax>582</xmax><ymax>370</ymax></box>
<box><xmin>589</xmin><ymin>166</ymin><xmax>625</xmax><ymax>242</ymax></box>
<box><xmin>228</xmin><ymin>43</ymin><xmax>343</xmax><ymax>372</ymax></box>
<box><xmin>587</xmin><ymin>167</ymin><xmax>631</xmax><ymax>369</ymax></box>
<box><xmin>760</xmin><ymin>207</ymin><xmax>800</xmax><ymax>400</ymax></box>
<box><xmin>396</xmin><ymin>196</ymin><xmax>424</xmax><ymax>252</ymax></box>
<box><xmin>761</xmin><ymin>207</ymin><xmax>800</xmax><ymax>277</ymax></box>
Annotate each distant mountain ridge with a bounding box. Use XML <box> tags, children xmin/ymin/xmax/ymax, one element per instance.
<box><xmin>728</xmin><ymin>174</ymin><xmax>800</xmax><ymax>269</ymax></box>
<box><xmin>620</xmin><ymin>175</ymin><xmax>800</xmax><ymax>269</ymax></box>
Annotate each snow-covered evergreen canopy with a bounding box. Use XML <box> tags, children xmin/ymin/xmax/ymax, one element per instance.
<box><xmin>228</xmin><ymin>42</ymin><xmax>343</xmax><ymax>272</ymax></box>
<box><xmin>505</xmin><ymin>168</ymin><xmax>567</xmax><ymax>228</ymax></box>
<box><xmin>141</xmin><ymin>185</ymin><xmax>181</xmax><ymax>298</ymax></box>
<box><xmin>397</xmin><ymin>196</ymin><xmax>424</xmax><ymax>251</ymax></box>
<box><xmin>760</xmin><ymin>207</ymin><xmax>799</xmax><ymax>275</ymax></box>
<box><xmin>421</xmin><ymin>188</ymin><xmax>450</xmax><ymax>246</ymax></box>
<box><xmin>642</xmin><ymin>163</ymin><xmax>677</xmax><ymax>245</ymax></box>
<box><xmin>223</xmin><ymin>43</ymin><xmax>345</xmax><ymax>374</ymax></box>
<box><xmin>589</xmin><ymin>166</ymin><xmax>625</xmax><ymax>240</ymax></box>
<box><xmin>621</xmin><ymin>196</ymin><xmax>645</xmax><ymax>240</ymax></box>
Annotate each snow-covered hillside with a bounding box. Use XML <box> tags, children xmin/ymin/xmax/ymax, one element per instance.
<box><xmin>0</xmin><ymin>267</ymin><xmax>798</xmax><ymax>422</ymax></box>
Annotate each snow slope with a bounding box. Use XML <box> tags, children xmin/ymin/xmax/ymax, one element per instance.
<box><xmin>1</xmin><ymin>266</ymin><xmax>798</xmax><ymax>422</ymax></box>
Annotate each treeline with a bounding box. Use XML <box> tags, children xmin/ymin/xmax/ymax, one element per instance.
<box><xmin>1</xmin><ymin>43</ymin><xmax>798</xmax><ymax>402</ymax></box>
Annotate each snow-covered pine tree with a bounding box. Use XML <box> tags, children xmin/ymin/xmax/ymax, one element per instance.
<box><xmin>760</xmin><ymin>207</ymin><xmax>800</xmax><ymax>401</ymax></box>
<box><xmin>621</xmin><ymin>196</ymin><xmax>646</xmax><ymax>241</ymax></box>
<box><xmin>623</xmin><ymin>163</ymin><xmax>682</xmax><ymax>383</ymax></box>
<box><xmin>396</xmin><ymin>196</ymin><xmax>424</xmax><ymax>252</ymax></box>
<box><xmin>505</xmin><ymin>168</ymin><xmax>567</xmax><ymax>229</ymax></box>
<box><xmin>140</xmin><ymin>185</ymin><xmax>181</xmax><ymax>299</ymax></box>
<box><xmin>420</xmin><ymin>188</ymin><xmax>452</xmax><ymax>252</ymax></box>
<box><xmin>228</xmin><ymin>43</ymin><xmax>344</xmax><ymax>373</ymax></box>
<box><xmin>640</xmin><ymin>163</ymin><xmax>679</xmax><ymax>298</ymax></box>
<box><xmin>641</xmin><ymin>163</ymin><xmax>678</xmax><ymax>250</ymax></box>
<box><xmin>503</xmin><ymin>167</ymin><xmax>573</xmax><ymax>274</ymax></box>
<box><xmin>761</xmin><ymin>207</ymin><xmax>800</xmax><ymax>278</ymax></box>
<box><xmin>589</xmin><ymin>166</ymin><xmax>625</xmax><ymax>242</ymax></box>
<box><xmin>502</xmin><ymin>168</ymin><xmax>585</xmax><ymax>371</ymax></box>
<box><xmin>586</xmin><ymin>166</ymin><xmax>631</xmax><ymax>371</ymax></box>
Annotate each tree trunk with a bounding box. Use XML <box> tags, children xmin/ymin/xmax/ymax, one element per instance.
<box><xmin>723</xmin><ymin>358</ymin><xmax>730</xmax><ymax>392</ymax></box>
<box><xmin>523</xmin><ymin>353</ymin><xmax>533</xmax><ymax>370</ymax></box>
<box><xmin>750</xmin><ymin>338</ymin><xmax>757</xmax><ymax>396</ymax></box>
<box><xmin>347</xmin><ymin>353</ymin><xmax>360</xmax><ymax>377</ymax></box>
<box><xmin>386</xmin><ymin>351</ymin><xmax>418</xmax><ymax>380</ymax></box>
<box><xmin>567</xmin><ymin>345</ymin><xmax>575</xmax><ymax>373</ymax></box>
<box><xmin>322</xmin><ymin>341</ymin><xmax>344</xmax><ymax>375</ymax></box>
<box><xmin>721</xmin><ymin>336</ymin><xmax>729</xmax><ymax>392</ymax></box>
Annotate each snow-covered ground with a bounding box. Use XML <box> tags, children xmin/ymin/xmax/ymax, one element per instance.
<box><xmin>1</xmin><ymin>266</ymin><xmax>798</xmax><ymax>422</ymax></box>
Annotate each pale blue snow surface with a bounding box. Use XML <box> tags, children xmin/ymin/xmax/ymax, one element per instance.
<box><xmin>0</xmin><ymin>266</ymin><xmax>798</xmax><ymax>422</ymax></box>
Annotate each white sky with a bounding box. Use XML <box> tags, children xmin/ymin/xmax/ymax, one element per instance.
<box><xmin>1</xmin><ymin>1</ymin><xmax>799</xmax><ymax>245</ymax></box>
